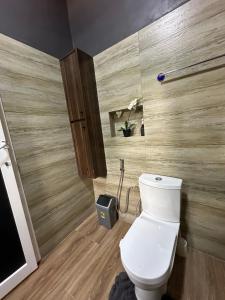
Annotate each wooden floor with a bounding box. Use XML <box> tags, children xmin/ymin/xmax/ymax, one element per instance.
<box><xmin>5</xmin><ymin>213</ymin><xmax>225</xmax><ymax>300</ymax></box>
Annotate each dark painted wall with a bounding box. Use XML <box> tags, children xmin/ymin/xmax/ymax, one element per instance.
<box><xmin>0</xmin><ymin>0</ymin><xmax>72</xmax><ymax>58</ymax></box>
<box><xmin>67</xmin><ymin>0</ymin><xmax>187</xmax><ymax>56</ymax></box>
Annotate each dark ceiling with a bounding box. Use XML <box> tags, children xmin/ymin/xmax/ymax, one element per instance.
<box><xmin>0</xmin><ymin>0</ymin><xmax>72</xmax><ymax>58</ymax></box>
<box><xmin>0</xmin><ymin>0</ymin><xmax>187</xmax><ymax>58</ymax></box>
<box><xmin>66</xmin><ymin>0</ymin><xmax>188</xmax><ymax>56</ymax></box>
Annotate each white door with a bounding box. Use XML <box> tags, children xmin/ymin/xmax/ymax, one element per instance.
<box><xmin>0</xmin><ymin>122</ymin><xmax>37</xmax><ymax>299</ymax></box>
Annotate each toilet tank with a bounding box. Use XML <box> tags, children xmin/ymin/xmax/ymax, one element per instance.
<box><xmin>139</xmin><ymin>173</ymin><xmax>182</xmax><ymax>223</ymax></box>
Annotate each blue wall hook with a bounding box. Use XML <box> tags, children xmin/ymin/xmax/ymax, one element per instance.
<box><xmin>157</xmin><ymin>73</ymin><xmax>166</xmax><ymax>82</ymax></box>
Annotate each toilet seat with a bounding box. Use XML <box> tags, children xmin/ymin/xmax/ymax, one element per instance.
<box><xmin>120</xmin><ymin>212</ymin><xmax>179</xmax><ymax>288</ymax></box>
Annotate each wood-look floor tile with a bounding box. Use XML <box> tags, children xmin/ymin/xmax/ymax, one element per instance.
<box><xmin>4</xmin><ymin>213</ymin><xmax>225</xmax><ymax>300</ymax></box>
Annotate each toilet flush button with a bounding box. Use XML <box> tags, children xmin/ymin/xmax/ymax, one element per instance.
<box><xmin>155</xmin><ymin>177</ymin><xmax>162</xmax><ymax>181</ymax></box>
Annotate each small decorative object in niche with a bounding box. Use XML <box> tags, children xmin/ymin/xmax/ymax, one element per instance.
<box><xmin>109</xmin><ymin>98</ymin><xmax>144</xmax><ymax>138</ymax></box>
<box><xmin>140</xmin><ymin>118</ymin><xmax>145</xmax><ymax>136</ymax></box>
<box><xmin>118</xmin><ymin>120</ymin><xmax>135</xmax><ymax>137</ymax></box>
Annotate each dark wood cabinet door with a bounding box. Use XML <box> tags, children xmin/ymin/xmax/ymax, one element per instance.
<box><xmin>77</xmin><ymin>50</ymin><xmax>107</xmax><ymax>178</ymax></box>
<box><xmin>61</xmin><ymin>48</ymin><xmax>107</xmax><ymax>179</ymax></box>
<box><xmin>70</xmin><ymin>121</ymin><xmax>94</xmax><ymax>177</ymax></box>
<box><xmin>60</xmin><ymin>51</ymin><xmax>85</xmax><ymax>121</ymax></box>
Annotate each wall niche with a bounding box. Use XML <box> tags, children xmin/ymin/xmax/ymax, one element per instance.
<box><xmin>109</xmin><ymin>105</ymin><xmax>144</xmax><ymax>137</ymax></box>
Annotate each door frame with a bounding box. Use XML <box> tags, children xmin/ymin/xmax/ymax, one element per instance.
<box><xmin>0</xmin><ymin>98</ymin><xmax>40</xmax><ymax>262</ymax></box>
<box><xmin>0</xmin><ymin>103</ymin><xmax>38</xmax><ymax>298</ymax></box>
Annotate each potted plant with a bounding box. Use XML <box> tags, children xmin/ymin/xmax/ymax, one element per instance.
<box><xmin>117</xmin><ymin>98</ymin><xmax>142</xmax><ymax>137</ymax></box>
<box><xmin>118</xmin><ymin>120</ymin><xmax>135</xmax><ymax>137</ymax></box>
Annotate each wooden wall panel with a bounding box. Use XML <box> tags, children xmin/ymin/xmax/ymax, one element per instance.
<box><xmin>0</xmin><ymin>34</ymin><xmax>94</xmax><ymax>257</ymax></box>
<box><xmin>93</xmin><ymin>33</ymin><xmax>145</xmax><ymax>222</ymax></box>
<box><xmin>140</xmin><ymin>0</ymin><xmax>225</xmax><ymax>260</ymax></box>
<box><xmin>94</xmin><ymin>33</ymin><xmax>143</xmax><ymax>133</ymax></box>
<box><xmin>94</xmin><ymin>0</ymin><xmax>225</xmax><ymax>260</ymax></box>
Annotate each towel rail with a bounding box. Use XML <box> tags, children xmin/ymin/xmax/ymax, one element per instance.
<box><xmin>157</xmin><ymin>53</ymin><xmax>225</xmax><ymax>83</ymax></box>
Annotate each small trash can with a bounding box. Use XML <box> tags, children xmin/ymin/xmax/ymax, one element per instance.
<box><xmin>96</xmin><ymin>194</ymin><xmax>118</xmax><ymax>229</ymax></box>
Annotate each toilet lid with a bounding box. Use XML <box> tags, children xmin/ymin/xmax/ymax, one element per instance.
<box><xmin>120</xmin><ymin>212</ymin><xmax>179</xmax><ymax>285</ymax></box>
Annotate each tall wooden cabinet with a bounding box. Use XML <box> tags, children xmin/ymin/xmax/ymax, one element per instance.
<box><xmin>60</xmin><ymin>49</ymin><xmax>106</xmax><ymax>178</ymax></box>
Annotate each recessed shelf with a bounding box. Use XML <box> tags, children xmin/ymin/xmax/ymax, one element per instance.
<box><xmin>109</xmin><ymin>105</ymin><xmax>144</xmax><ymax>138</ymax></box>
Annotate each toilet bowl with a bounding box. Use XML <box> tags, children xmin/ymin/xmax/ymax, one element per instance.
<box><xmin>120</xmin><ymin>173</ymin><xmax>182</xmax><ymax>300</ymax></box>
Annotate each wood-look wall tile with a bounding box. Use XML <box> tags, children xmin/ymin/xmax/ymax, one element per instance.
<box><xmin>94</xmin><ymin>33</ymin><xmax>142</xmax><ymax>113</ymax></box>
<box><xmin>144</xmin><ymin>160</ymin><xmax>225</xmax><ymax>191</ymax></box>
<box><xmin>94</xmin><ymin>0</ymin><xmax>225</xmax><ymax>259</ymax></box>
<box><xmin>146</xmin><ymin>145</ymin><xmax>225</xmax><ymax>164</ymax></box>
<box><xmin>0</xmin><ymin>33</ymin><xmax>58</xmax><ymax>67</ymax></box>
<box><xmin>1</xmin><ymin>90</ymin><xmax>68</xmax><ymax>115</ymax></box>
<box><xmin>17</xmin><ymin>148</ymin><xmax>73</xmax><ymax>175</ymax></box>
<box><xmin>0</xmin><ymin>34</ymin><xmax>95</xmax><ymax>257</ymax></box>
<box><xmin>5</xmin><ymin>112</ymin><xmax>69</xmax><ymax>130</ymax></box>
<box><xmin>139</xmin><ymin>0</ymin><xmax>225</xmax><ymax>83</ymax></box>
<box><xmin>9</xmin><ymin>127</ymin><xmax>73</xmax><ymax>159</ymax></box>
<box><xmin>0</xmin><ymin>47</ymin><xmax>62</xmax><ymax>82</ymax></box>
<box><xmin>34</xmin><ymin>192</ymin><xmax>93</xmax><ymax>246</ymax></box>
<box><xmin>21</xmin><ymin>160</ymin><xmax>79</xmax><ymax>204</ymax></box>
<box><xmin>138</xmin><ymin>0</ymin><xmax>225</xmax><ymax>52</ymax></box>
<box><xmin>30</xmin><ymin>180</ymin><xmax>93</xmax><ymax>223</ymax></box>
<box><xmin>94</xmin><ymin>33</ymin><xmax>140</xmax><ymax>82</ymax></box>
<box><xmin>0</xmin><ymin>72</ymin><xmax>63</xmax><ymax>98</ymax></box>
<box><xmin>182</xmin><ymin>184</ymin><xmax>225</xmax><ymax>211</ymax></box>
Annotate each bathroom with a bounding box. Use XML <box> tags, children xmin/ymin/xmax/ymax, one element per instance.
<box><xmin>0</xmin><ymin>0</ymin><xmax>225</xmax><ymax>299</ymax></box>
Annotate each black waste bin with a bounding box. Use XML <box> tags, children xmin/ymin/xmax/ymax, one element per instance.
<box><xmin>96</xmin><ymin>194</ymin><xmax>118</xmax><ymax>229</ymax></box>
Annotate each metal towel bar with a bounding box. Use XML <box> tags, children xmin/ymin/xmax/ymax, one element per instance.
<box><xmin>157</xmin><ymin>53</ymin><xmax>225</xmax><ymax>82</ymax></box>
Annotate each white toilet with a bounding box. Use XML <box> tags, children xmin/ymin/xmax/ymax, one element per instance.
<box><xmin>120</xmin><ymin>173</ymin><xmax>182</xmax><ymax>300</ymax></box>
